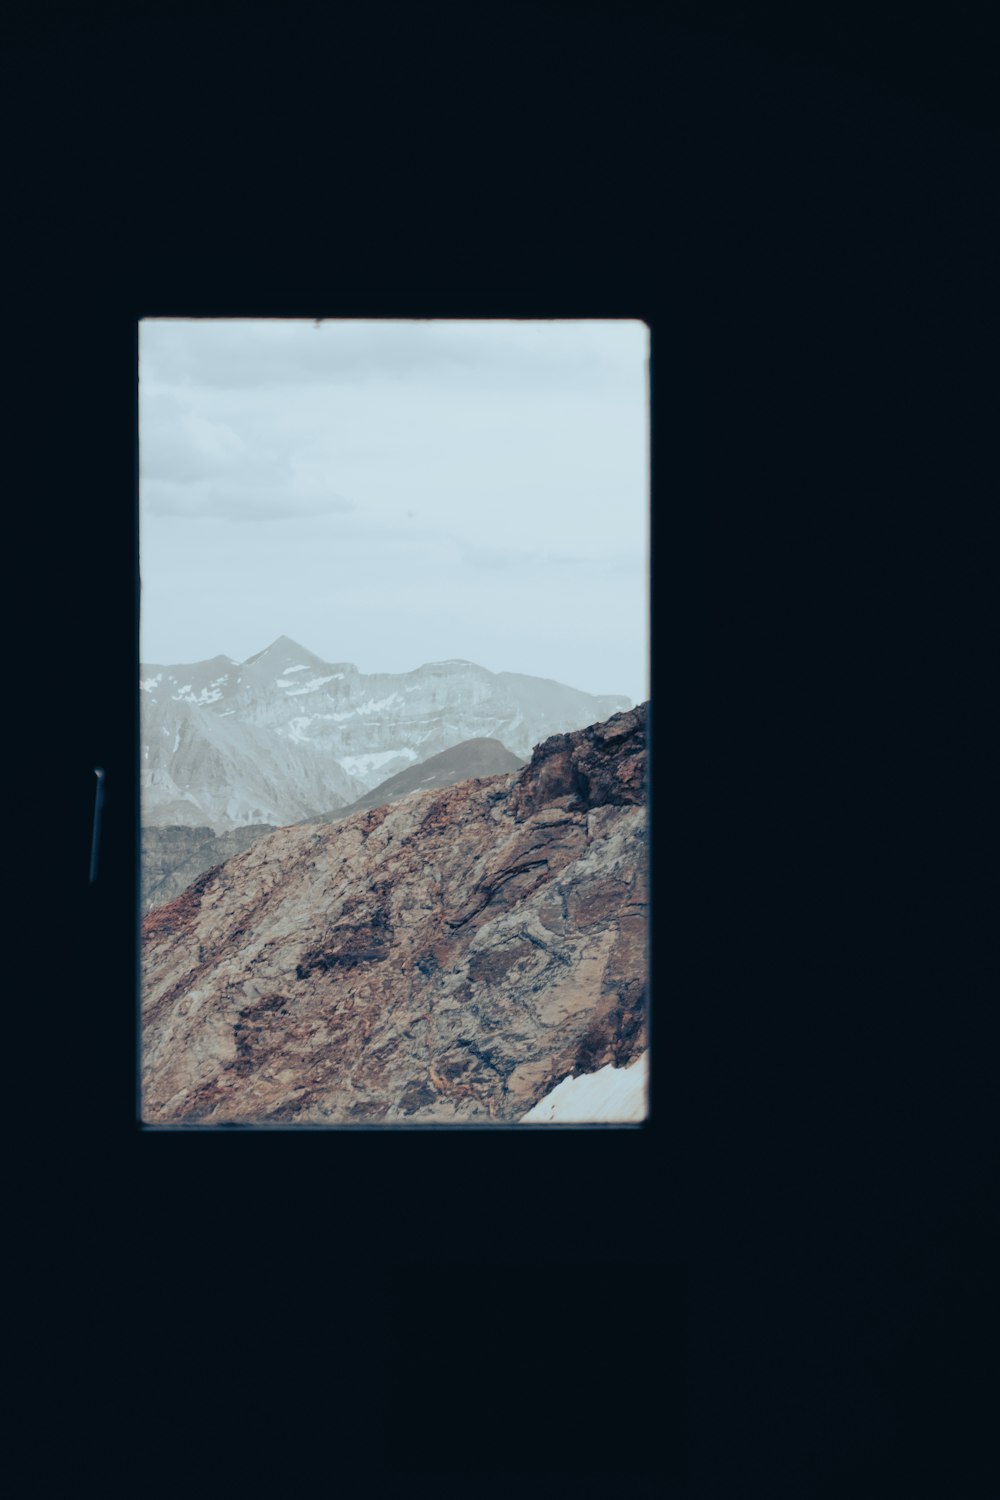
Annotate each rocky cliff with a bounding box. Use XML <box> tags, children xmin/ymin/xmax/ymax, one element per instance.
<box><xmin>141</xmin><ymin>703</ymin><xmax>648</xmax><ymax>1125</ymax></box>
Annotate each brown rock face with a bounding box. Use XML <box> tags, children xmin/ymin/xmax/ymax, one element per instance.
<box><xmin>141</xmin><ymin>703</ymin><xmax>648</xmax><ymax>1124</ymax></box>
<box><xmin>507</xmin><ymin>704</ymin><xmax>646</xmax><ymax>819</ymax></box>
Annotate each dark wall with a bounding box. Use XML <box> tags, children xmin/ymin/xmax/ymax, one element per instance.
<box><xmin>12</xmin><ymin>2</ymin><xmax>996</xmax><ymax>1493</ymax></box>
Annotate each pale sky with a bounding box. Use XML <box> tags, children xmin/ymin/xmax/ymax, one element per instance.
<box><xmin>138</xmin><ymin>319</ymin><xmax>649</xmax><ymax>704</ymax></box>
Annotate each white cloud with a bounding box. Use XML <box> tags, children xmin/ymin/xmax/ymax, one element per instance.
<box><xmin>138</xmin><ymin>319</ymin><xmax>648</xmax><ymax>701</ymax></box>
<box><xmin>141</xmin><ymin>478</ymin><xmax>355</xmax><ymax>521</ymax></box>
<box><xmin>140</xmin><ymin>317</ymin><xmax>648</xmax><ymax>394</ymax></box>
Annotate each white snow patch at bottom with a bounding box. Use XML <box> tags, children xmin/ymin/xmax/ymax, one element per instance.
<box><xmin>519</xmin><ymin>1050</ymin><xmax>648</xmax><ymax>1123</ymax></box>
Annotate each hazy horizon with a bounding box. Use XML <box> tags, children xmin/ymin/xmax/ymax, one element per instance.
<box><xmin>139</xmin><ymin>630</ymin><xmax>641</xmax><ymax>705</ymax></box>
<box><xmin>139</xmin><ymin>319</ymin><xmax>649</xmax><ymax>705</ymax></box>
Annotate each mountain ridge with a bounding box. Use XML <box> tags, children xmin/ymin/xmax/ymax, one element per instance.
<box><xmin>141</xmin><ymin>637</ymin><xmax>632</xmax><ymax>831</ymax></box>
<box><xmin>142</xmin><ymin>735</ymin><xmax>526</xmax><ymax>908</ymax></box>
<box><xmin>303</xmin><ymin>735</ymin><xmax>526</xmax><ymax>824</ymax></box>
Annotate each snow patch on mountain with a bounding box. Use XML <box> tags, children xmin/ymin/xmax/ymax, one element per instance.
<box><xmin>337</xmin><ymin>747</ymin><xmax>418</xmax><ymax>780</ymax></box>
<box><xmin>280</xmin><ymin>717</ymin><xmax>314</xmax><ymax>744</ymax></box>
<box><xmin>348</xmin><ymin>693</ymin><xmax>405</xmax><ymax>716</ymax></box>
<box><xmin>519</xmin><ymin>1051</ymin><xmax>648</xmax><ymax>1123</ymax></box>
<box><xmin>281</xmin><ymin>674</ymin><xmax>343</xmax><ymax>695</ymax></box>
<box><xmin>175</xmin><ymin>685</ymin><xmax>225</xmax><ymax>705</ymax></box>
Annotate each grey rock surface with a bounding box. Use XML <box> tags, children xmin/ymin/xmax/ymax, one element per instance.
<box><xmin>142</xmin><ymin>824</ymin><xmax>277</xmax><ymax>912</ymax></box>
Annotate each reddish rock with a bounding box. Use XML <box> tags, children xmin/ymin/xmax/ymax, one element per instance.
<box><xmin>141</xmin><ymin>704</ymin><xmax>648</xmax><ymax>1124</ymax></box>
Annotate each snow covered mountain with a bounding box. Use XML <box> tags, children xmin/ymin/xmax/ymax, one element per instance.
<box><xmin>141</xmin><ymin>636</ymin><xmax>631</xmax><ymax>832</ymax></box>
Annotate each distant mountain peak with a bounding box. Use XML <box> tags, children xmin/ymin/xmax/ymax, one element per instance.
<box><xmin>141</xmin><ymin>641</ymin><xmax>638</xmax><ymax>829</ymax></box>
<box><xmin>242</xmin><ymin>634</ymin><xmax>319</xmax><ymax>666</ymax></box>
<box><xmin>140</xmin><ymin>651</ymin><xmax>237</xmax><ymax>672</ymax></box>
